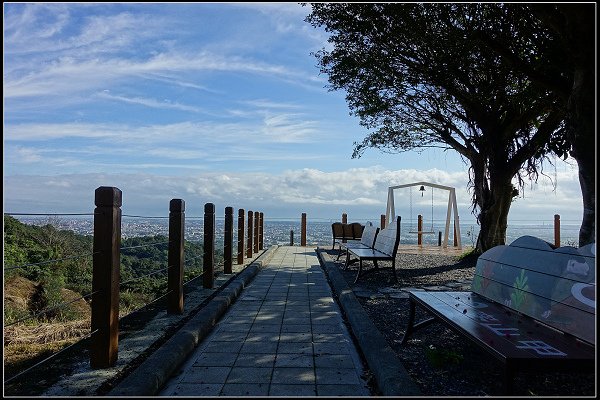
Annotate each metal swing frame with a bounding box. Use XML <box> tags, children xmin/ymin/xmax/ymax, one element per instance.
<box><xmin>385</xmin><ymin>181</ymin><xmax>462</xmax><ymax>249</ymax></box>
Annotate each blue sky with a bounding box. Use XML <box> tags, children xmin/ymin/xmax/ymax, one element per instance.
<box><xmin>3</xmin><ymin>2</ymin><xmax>583</xmax><ymax>226</ymax></box>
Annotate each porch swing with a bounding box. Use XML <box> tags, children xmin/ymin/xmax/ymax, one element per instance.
<box><xmin>408</xmin><ymin>185</ymin><xmax>436</xmax><ymax>234</ymax></box>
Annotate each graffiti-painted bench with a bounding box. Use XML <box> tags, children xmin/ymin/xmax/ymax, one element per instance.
<box><xmin>400</xmin><ymin>235</ymin><xmax>596</xmax><ymax>394</ymax></box>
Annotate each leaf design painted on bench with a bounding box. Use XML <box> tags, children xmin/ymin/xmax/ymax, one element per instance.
<box><xmin>510</xmin><ymin>269</ymin><xmax>529</xmax><ymax>311</ymax></box>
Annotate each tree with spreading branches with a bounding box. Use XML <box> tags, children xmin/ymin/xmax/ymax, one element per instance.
<box><xmin>470</xmin><ymin>3</ymin><xmax>595</xmax><ymax>247</ymax></box>
<box><xmin>306</xmin><ymin>3</ymin><xmax>592</xmax><ymax>252</ymax></box>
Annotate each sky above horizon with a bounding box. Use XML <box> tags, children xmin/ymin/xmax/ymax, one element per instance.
<box><xmin>3</xmin><ymin>3</ymin><xmax>584</xmax><ymax>226</ymax></box>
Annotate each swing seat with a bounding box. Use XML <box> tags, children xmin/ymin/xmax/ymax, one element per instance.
<box><xmin>409</xmin><ymin>230</ymin><xmax>435</xmax><ymax>234</ymax></box>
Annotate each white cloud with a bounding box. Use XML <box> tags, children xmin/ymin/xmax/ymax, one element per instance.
<box><xmin>3</xmin><ymin>167</ymin><xmax>583</xmax><ymax>224</ymax></box>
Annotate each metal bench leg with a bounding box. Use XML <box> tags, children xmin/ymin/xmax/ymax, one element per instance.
<box><xmin>391</xmin><ymin>260</ymin><xmax>398</xmax><ymax>282</ymax></box>
<box><xmin>400</xmin><ymin>299</ymin><xmax>417</xmax><ymax>345</ymax></box>
<box><xmin>336</xmin><ymin>247</ymin><xmax>345</xmax><ymax>261</ymax></box>
<box><xmin>400</xmin><ymin>298</ymin><xmax>437</xmax><ymax>345</ymax></box>
<box><xmin>354</xmin><ymin>260</ymin><xmax>363</xmax><ymax>284</ymax></box>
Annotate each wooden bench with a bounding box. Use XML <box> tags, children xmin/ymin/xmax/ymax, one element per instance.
<box><xmin>345</xmin><ymin>216</ymin><xmax>401</xmax><ymax>284</ymax></box>
<box><xmin>338</xmin><ymin>222</ymin><xmax>379</xmax><ymax>262</ymax></box>
<box><xmin>400</xmin><ymin>235</ymin><xmax>596</xmax><ymax>394</ymax></box>
<box><xmin>331</xmin><ymin>222</ymin><xmax>364</xmax><ymax>251</ymax></box>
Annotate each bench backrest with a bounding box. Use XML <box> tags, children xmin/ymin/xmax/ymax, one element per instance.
<box><xmin>351</xmin><ymin>222</ymin><xmax>364</xmax><ymax>239</ymax></box>
<box><xmin>332</xmin><ymin>222</ymin><xmax>365</xmax><ymax>240</ymax></box>
<box><xmin>472</xmin><ymin>235</ymin><xmax>596</xmax><ymax>345</ymax></box>
<box><xmin>373</xmin><ymin>216</ymin><xmax>401</xmax><ymax>257</ymax></box>
<box><xmin>331</xmin><ymin>222</ymin><xmax>344</xmax><ymax>239</ymax></box>
<box><xmin>342</xmin><ymin>223</ymin><xmax>354</xmax><ymax>239</ymax></box>
<box><xmin>359</xmin><ymin>222</ymin><xmax>379</xmax><ymax>248</ymax></box>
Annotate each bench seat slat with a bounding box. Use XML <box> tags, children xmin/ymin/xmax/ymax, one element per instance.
<box><xmin>410</xmin><ymin>291</ymin><xmax>595</xmax><ymax>363</ymax></box>
<box><xmin>347</xmin><ymin>248</ymin><xmax>393</xmax><ymax>260</ymax></box>
<box><xmin>435</xmin><ymin>291</ymin><xmax>595</xmax><ymax>353</ymax></box>
<box><xmin>341</xmin><ymin>242</ymin><xmax>372</xmax><ymax>251</ymax></box>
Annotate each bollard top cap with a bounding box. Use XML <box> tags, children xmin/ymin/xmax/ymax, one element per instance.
<box><xmin>170</xmin><ymin>199</ymin><xmax>185</xmax><ymax>212</ymax></box>
<box><xmin>204</xmin><ymin>202</ymin><xmax>215</xmax><ymax>212</ymax></box>
<box><xmin>95</xmin><ymin>187</ymin><xmax>122</xmax><ymax>207</ymax></box>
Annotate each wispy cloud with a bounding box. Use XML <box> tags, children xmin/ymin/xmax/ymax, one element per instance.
<box><xmin>241</xmin><ymin>99</ymin><xmax>303</xmax><ymax>110</ymax></box>
<box><xmin>96</xmin><ymin>91</ymin><xmax>207</xmax><ymax>113</ymax></box>
<box><xmin>4</xmin><ymin>50</ymin><xmax>320</xmax><ymax>100</ymax></box>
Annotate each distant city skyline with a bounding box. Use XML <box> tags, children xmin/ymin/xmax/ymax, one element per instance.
<box><xmin>3</xmin><ymin>3</ymin><xmax>584</xmax><ymax>225</ymax></box>
<box><xmin>11</xmin><ymin>216</ymin><xmax>582</xmax><ymax>250</ymax></box>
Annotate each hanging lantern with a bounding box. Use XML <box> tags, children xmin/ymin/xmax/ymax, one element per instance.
<box><xmin>419</xmin><ymin>185</ymin><xmax>425</xmax><ymax>197</ymax></box>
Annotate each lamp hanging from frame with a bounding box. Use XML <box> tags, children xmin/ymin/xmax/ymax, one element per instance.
<box><xmin>419</xmin><ymin>185</ymin><xmax>425</xmax><ymax>197</ymax></box>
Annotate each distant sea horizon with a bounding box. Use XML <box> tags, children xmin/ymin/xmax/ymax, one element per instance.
<box><xmin>10</xmin><ymin>215</ymin><xmax>583</xmax><ymax>249</ymax></box>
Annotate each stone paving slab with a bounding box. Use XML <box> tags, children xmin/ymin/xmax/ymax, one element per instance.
<box><xmin>159</xmin><ymin>246</ymin><xmax>372</xmax><ymax>397</ymax></box>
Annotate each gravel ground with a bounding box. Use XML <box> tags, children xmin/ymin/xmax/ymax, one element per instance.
<box><xmin>323</xmin><ymin>249</ymin><xmax>596</xmax><ymax>397</ymax></box>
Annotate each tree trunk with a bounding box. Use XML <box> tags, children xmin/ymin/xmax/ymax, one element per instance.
<box><xmin>561</xmin><ymin>5</ymin><xmax>595</xmax><ymax>247</ymax></box>
<box><xmin>575</xmin><ymin>155</ymin><xmax>595</xmax><ymax>247</ymax></box>
<box><xmin>569</xmin><ymin>68</ymin><xmax>595</xmax><ymax>247</ymax></box>
<box><xmin>568</xmin><ymin>66</ymin><xmax>596</xmax><ymax>246</ymax></box>
<box><xmin>475</xmin><ymin>173</ymin><xmax>516</xmax><ymax>253</ymax></box>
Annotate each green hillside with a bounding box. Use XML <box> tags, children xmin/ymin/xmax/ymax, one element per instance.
<box><xmin>3</xmin><ymin>215</ymin><xmax>214</xmax><ymax>325</ymax></box>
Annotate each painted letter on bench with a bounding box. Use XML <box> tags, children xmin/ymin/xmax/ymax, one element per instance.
<box><xmin>472</xmin><ymin>235</ymin><xmax>596</xmax><ymax>345</ymax></box>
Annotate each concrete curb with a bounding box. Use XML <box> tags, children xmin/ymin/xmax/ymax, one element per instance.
<box><xmin>316</xmin><ymin>248</ymin><xmax>422</xmax><ymax>396</ymax></box>
<box><xmin>109</xmin><ymin>245</ymin><xmax>279</xmax><ymax>396</ymax></box>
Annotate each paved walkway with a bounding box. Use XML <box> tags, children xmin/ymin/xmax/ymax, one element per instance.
<box><xmin>159</xmin><ymin>246</ymin><xmax>372</xmax><ymax>397</ymax></box>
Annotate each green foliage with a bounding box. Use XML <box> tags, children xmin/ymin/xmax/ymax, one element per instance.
<box><xmin>305</xmin><ymin>4</ymin><xmax>573</xmax><ymax>252</ymax></box>
<box><xmin>457</xmin><ymin>246</ymin><xmax>480</xmax><ymax>261</ymax></box>
<box><xmin>424</xmin><ymin>344</ymin><xmax>464</xmax><ymax>368</ymax></box>
<box><xmin>3</xmin><ymin>215</ymin><xmax>223</xmax><ymax>323</ymax></box>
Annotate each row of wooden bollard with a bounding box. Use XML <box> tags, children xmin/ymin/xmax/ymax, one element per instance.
<box><xmin>90</xmin><ymin>187</ymin><xmax>264</xmax><ymax>369</ymax></box>
<box><xmin>330</xmin><ymin>212</ymin><xmax>564</xmax><ymax>248</ymax></box>
<box><xmin>290</xmin><ymin>213</ymin><xmax>389</xmax><ymax>247</ymax></box>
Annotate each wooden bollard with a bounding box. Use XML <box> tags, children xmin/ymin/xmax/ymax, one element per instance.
<box><xmin>301</xmin><ymin>213</ymin><xmax>307</xmax><ymax>247</ymax></box>
<box><xmin>290</xmin><ymin>230</ymin><xmax>294</xmax><ymax>246</ymax></box>
<box><xmin>342</xmin><ymin>213</ymin><xmax>347</xmax><ymax>243</ymax></box>
<box><xmin>237</xmin><ymin>209</ymin><xmax>245</xmax><ymax>264</ymax></box>
<box><xmin>417</xmin><ymin>214</ymin><xmax>423</xmax><ymax>246</ymax></box>
<box><xmin>254</xmin><ymin>211</ymin><xmax>259</xmax><ymax>253</ymax></box>
<box><xmin>247</xmin><ymin>210</ymin><xmax>253</xmax><ymax>258</ymax></box>
<box><xmin>381</xmin><ymin>214</ymin><xmax>386</xmax><ymax>230</ymax></box>
<box><xmin>91</xmin><ymin>186</ymin><xmax>122</xmax><ymax>368</ymax></box>
<box><xmin>258</xmin><ymin>212</ymin><xmax>264</xmax><ymax>250</ymax></box>
<box><xmin>224</xmin><ymin>206</ymin><xmax>233</xmax><ymax>274</ymax></box>
<box><xmin>203</xmin><ymin>203</ymin><xmax>215</xmax><ymax>289</ymax></box>
<box><xmin>167</xmin><ymin>199</ymin><xmax>185</xmax><ymax>314</ymax></box>
<box><xmin>554</xmin><ymin>214</ymin><xmax>560</xmax><ymax>248</ymax></box>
